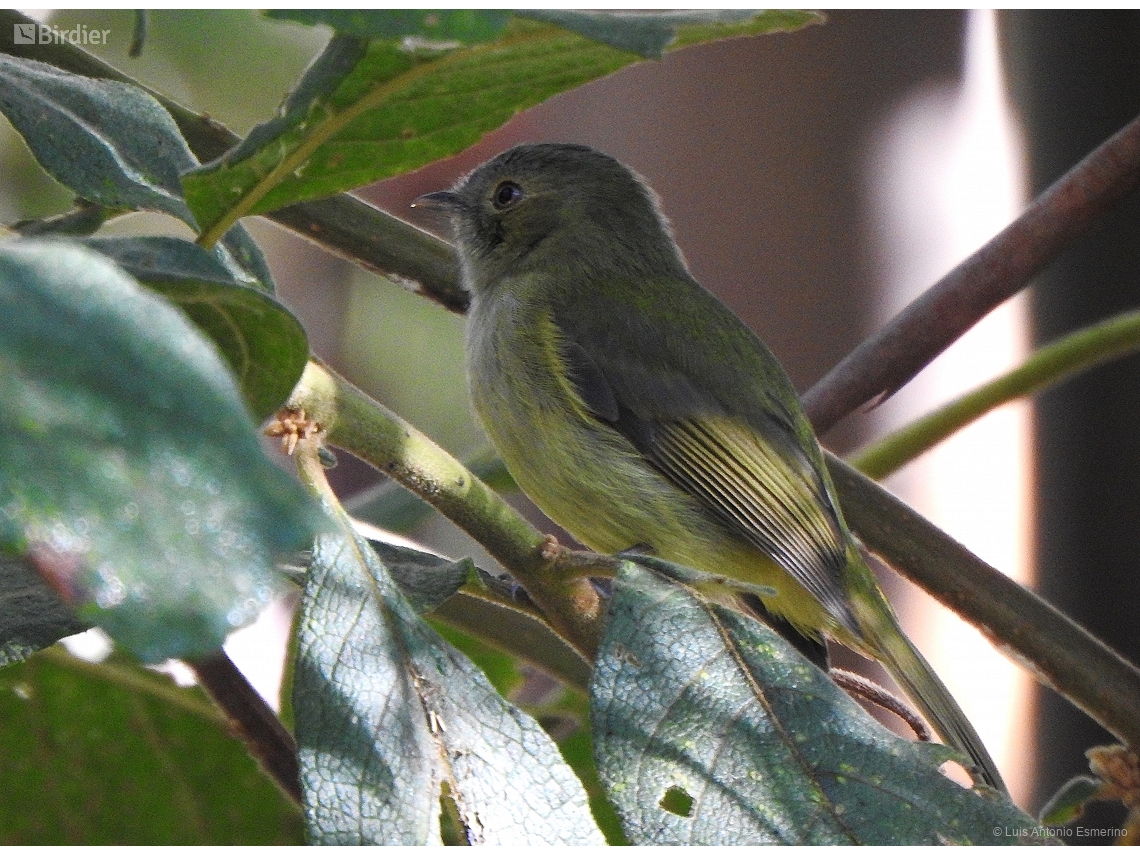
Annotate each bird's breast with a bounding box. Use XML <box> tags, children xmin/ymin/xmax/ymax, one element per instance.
<box><xmin>465</xmin><ymin>290</ymin><xmax>696</xmax><ymax>555</ymax></box>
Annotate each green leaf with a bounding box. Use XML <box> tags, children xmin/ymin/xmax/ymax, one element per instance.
<box><xmin>265</xmin><ymin>9</ymin><xmax>512</xmax><ymax>43</ymax></box>
<box><xmin>293</xmin><ymin>513</ymin><xmax>603</xmax><ymax>844</ymax></box>
<box><xmin>215</xmin><ymin>222</ymin><xmax>277</xmax><ymax>292</ymax></box>
<box><xmin>591</xmin><ymin>559</ymin><xmax>1046</xmax><ymax>845</ymax></box>
<box><xmin>0</xmin><ymin>649</ymin><xmax>303</xmax><ymax>844</ymax></box>
<box><xmin>432</xmin><ymin>590</ymin><xmax>594</xmax><ymax>691</ymax></box>
<box><xmin>521</xmin><ymin>9</ymin><xmax>822</xmax><ymax>59</ymax></box>
<box><xmin>0</xmin><ymin>557</ymin><xmax>87</xmax><ymax>668</ymax></box>
<box><xmin>353</xmin><ymin>531</ymin><xmax>594</xmax><ymax>690</ymax></box>
<box><xmin>0</xmin><ymin>54</ymin><xmax>282</xmax><ymax>294</ymax></box>
<box><xmin>1038</xmin><ymin>775</ymin><xmax>1102</xmax><ymax>826</ymax></box>
<box><xmin>0</xmin><ymin>55</ymin><xmax>197</xmax><ymax>224</ymax></box>
<box><xmin>80</xmin><ymin>236</ymin><xmax>308</xmax><ymax>420</ymax></box>
<box><xmin>12</xmin><ymin>202</ymin><xmax>111</xmax><ymax>239</ymax></box>
<box><xmin>181</xmin><ymin>15</ymin><xmax>811</xmax><ymax>243</ymax></box>
<box><xmin>0</xmin><ymin>240</ymin><xmax>321</xmax><ymax>662</ymax></box>
<box><xmin>366</xmin><ymin>539</ymin><xmax>470</xmax><ymax>614</ymax></box>
<box><xmin>81</xmin><ymin>235</ymin><xmax>249</xmax><ymax>288</ymax></box>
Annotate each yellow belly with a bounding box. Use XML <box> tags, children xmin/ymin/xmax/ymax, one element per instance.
<box><xmin>466</xmin><ymin>291</ymin><xmax>832</xmax><ymax>639</ymax></box>
<box><xmin>481</xmin><ymin>400</ymin><xmax>833</xmax><ymax>638</ymax></box>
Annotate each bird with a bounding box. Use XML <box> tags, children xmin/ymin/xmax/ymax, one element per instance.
<box><xmin>415</xmin><ymin>142</ymin><xmax>1005</xmax><ymax>792</ymax></box>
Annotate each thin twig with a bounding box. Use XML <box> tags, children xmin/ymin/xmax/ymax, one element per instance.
<box><xmin>187</xmin><ymin>651</ymin><xmax>302</xmax><ymax>806</ymax></box>
<box><xmin>802</xmin><ymin>110</ymin><xmax>1140</xmax><ymax>435</ymax></box>
<box><xmin>850</xmin><ymin>309</ymin><xmax>1140</xmax><ymax>479</ymax></box>
<box><xmin>830</xmin><ymin>667</ymin><xmax>932</xmax><ymax>742</ymax></box>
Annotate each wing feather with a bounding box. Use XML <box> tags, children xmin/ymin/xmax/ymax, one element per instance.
<box><xmin>651</xmin><ymin>417</ymin><xmax>858</xmax><ymax>633</ymax></box>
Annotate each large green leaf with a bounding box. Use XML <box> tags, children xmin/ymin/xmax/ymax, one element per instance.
<box><xmin>181</xmin><ymin>13</ymin><xmax>817</xmax><ymax>242</ymax></box>
<box><xmin>293</xmin><ymin>505</ymin><xmax>603</xmax><ymax>845</ymax></box>
<box><xmin>0</xmin><ymin>649</ymin><xmax>302</xmax><ymax>843</ymax></box>
<box><xmin>80</xmin><ymin>236</ymin><xmax>307</xmax><ymax>420</ymax></box>
<box><xmin>0</xmin><ymin>54</ymin><xmax>197</xmax><ymax>223</ymax></box>
<box><xmin>591</xmin><ymin>559</ymin><xmax>1046</xmax><ymax>845</ymax></box>
<box><xmin>0</xmin><ymin>240</ymin><xmax>321</xmax><ymax>662</ymax></box>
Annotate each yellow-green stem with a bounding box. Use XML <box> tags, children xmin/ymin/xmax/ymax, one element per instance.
<box><xmin>286</xmin><ymin>360</ymin><xmax>602</xmax><ymax>658</ymax></box>
<box><xmin>851</xmin><ymin>309</ymin><xmax>1140</xmax><ymax>479</ymax></box>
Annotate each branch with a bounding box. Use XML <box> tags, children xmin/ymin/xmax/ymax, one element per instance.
<box><xmin>187</xmin><ymin>651</ymin><xmax>302</xmax><ymax>805</ymax></box>
<box><xmin>851</xmin><ymin>309</ymin><xmax>1140</xmax><ymax>479</ymax></box>
<box><xmin>284</xmin><ymin>361</ymin><xmax>604</xmax><ymax>659</ymax></box>
<box><xmin>828</xmin><ymin>453</ymin><xmax>1140</xmax><ymax>751</ymax></box>
<box><xmin>802</xmin><ymin>110</ymin><xmax>1140</xmax><ymax>435</ymax></box>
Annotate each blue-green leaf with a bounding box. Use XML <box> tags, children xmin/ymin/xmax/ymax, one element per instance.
<box><xmin>0</xmin><ymin>240</ymin><xmax>322</xmax><ymax>662</ymax></box>
<box><xmin>0</xmin><ymin>56</ymin><xmax>277</xmax><ymax>296</ymax></box>
<box><xmin>0</xmin><ymin>55</ymin><xmax>197</xmax><ymax>224</ymax></box>
<box><xmin>79</xmin><ymin>235</ymin><xmax>307</xmax><ymax>420</ymax></box>
<box><xmin>591</xmin><ymin>559</ymin><xmax>1046</xmax><ymax>845</ymax></box>
<box><xmin>294</xmin><ymin>507</ymin><xmax>602</xmax><ymax>844</ymax></box>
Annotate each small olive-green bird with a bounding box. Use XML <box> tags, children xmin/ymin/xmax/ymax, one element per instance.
<box><xmin>417</xmin><ymin>142</ymin><xmax>1005</xmax><ymax>792</ymax></box>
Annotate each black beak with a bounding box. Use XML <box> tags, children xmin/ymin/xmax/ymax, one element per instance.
<box><xmin>412</xmin><ymin>190</ymin><xmax>462</xmax><ymax>211</ymax></box>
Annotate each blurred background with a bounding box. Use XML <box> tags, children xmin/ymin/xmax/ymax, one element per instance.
<box><xmin>5</xmin><ymin>9</ymin><xmax>1140</xmax><ymax>833</ymax></box>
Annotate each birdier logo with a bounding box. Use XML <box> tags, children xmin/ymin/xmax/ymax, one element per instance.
<box><xmin>13</xmin><ymin>23</ymin><xmax>110</xmax><ymax>46</ymax></box>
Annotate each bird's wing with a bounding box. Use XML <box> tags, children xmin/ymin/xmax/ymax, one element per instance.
<box><xmin>559</xmin><ymin>330</ymin><xmax>859</xmax><ymax>635</ymax></box>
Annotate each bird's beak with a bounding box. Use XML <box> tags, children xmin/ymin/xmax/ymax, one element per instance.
<box><xmin>411</xmin><ymin>190</ymin><xmax>462</xmax><ymax>211</ymax></box>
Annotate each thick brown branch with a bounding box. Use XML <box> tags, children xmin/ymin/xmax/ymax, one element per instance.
<box><xmin>187</xmin><ymin>651</ymin><xmax>302</xmax><ymax>806</ymax></box>
<box><xmin>803</xmin><ymin>110</ymin><xmax>1140</xmax><ymax>435</ymax></box>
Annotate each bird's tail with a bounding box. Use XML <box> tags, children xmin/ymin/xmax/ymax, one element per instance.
<box><xmin>853</xmin><ymin>586</ymin><xmax>1007</xmax><ymax>793</ymax></box>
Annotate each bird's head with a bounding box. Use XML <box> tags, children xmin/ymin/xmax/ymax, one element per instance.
<box><xmin>415</xmin><ymin>143</ymin><xmax>686</xmax><ymax>294</ymax></box>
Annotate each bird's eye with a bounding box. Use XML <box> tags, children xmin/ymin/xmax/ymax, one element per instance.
<box><xmin>492</xmin><ymin>181</ymin><xmax>523</xmax><ymax>210</ymax></box>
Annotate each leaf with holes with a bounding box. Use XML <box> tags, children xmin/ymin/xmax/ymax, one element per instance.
<box><xmin>591</xmin><ymin>559</ymin><xmax>1046</xmax><ymax>845</ymax></box>
<box><xmin>293</xmin><ymin>501</ymin><xmax>603</xmax><ymax>845</ymax></box>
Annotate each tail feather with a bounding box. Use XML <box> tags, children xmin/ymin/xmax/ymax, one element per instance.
<box><xmin>865</xmin><ymin>612</ymin><xmax>1007</xmax><ymax>793</ymax></box>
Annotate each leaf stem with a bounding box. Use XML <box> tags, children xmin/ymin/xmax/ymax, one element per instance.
<box><xmin>186</xmin><ymin>651</ymin><xmax>302</xmax><ymax>806</ymax></box>
<box><xmin>851</xmin><ymin>309</ymin><xmax>1140</xmax><ymax>479</ymax></box>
